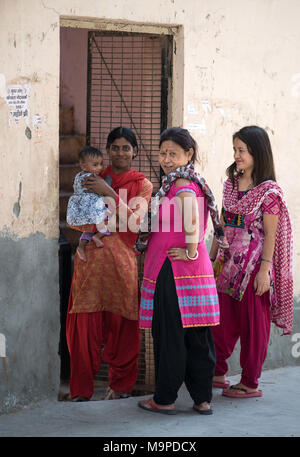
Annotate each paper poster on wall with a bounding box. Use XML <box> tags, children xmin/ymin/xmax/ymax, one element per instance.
<box><xmin>5</xmin><ymin>84</ymin><xmax>30</xmax><ymax>125</ymax></box>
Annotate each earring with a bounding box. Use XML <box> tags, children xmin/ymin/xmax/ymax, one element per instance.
<box><xmin>235</xmin><ymin>165</ymin><xmax>243</xmax><ymax>175</ymax></box>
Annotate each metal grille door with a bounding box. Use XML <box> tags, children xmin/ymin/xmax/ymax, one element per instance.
<box><xmin>87</xmin><ymin>31</ymin><xmax>171</xmax><ymax>192</ymax></box>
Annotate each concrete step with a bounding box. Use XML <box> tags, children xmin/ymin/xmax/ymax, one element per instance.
<box><xmin>59</xmin><ymin>164</ymin><xmax>81</xmax><ymax>193</ymax></box>
<box><xmin>59</xmin><ymin>105</ymin><xmax>74</xmax><ymax>135</ymax></box>
<box><xmin>59</xmin><ymin>134</ymin><xmax>86</xmax><ymax>165</ymax></box>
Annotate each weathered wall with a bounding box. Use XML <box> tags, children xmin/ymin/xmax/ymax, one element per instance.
<box><xmin>0</xmin><ymin>0</ymin><xmax>299</xmax><ymax>413</ymax></box>
<box><xmin>0</xmin><ymin>0</ymin><xmax>61</xmax><ymax>413</ymax></box>
<box><xmin>0</xmin><ymin>234</ymin><xmax>59</xmax><ymax>412</ymax></box>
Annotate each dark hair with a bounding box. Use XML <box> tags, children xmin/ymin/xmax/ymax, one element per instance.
<box><xmin>227</xmin><ymin>125</ymin><xmax>276</xmax><ymax>186</ymax></box>
<box><xmin>78</xmin><ymin>146</ymin><xmax>102</xmax><ymax>161</ymax></box>
<box><xmin>159</xmin><ymin>127</ymin><xmax>199</xmax><ymax>163</ymax></box>
<box><xmin>106</xmin><ymin>126</ymin><xmax>138</xmax><ymax>157</ymax></box>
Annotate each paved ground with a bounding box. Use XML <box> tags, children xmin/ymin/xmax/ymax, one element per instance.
<box><xmin>0</xmin><ymin>366</ymin><xmax>299</xmax><ymax>438</ymax></box>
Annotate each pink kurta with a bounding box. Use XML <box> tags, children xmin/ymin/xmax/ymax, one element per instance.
<box><xmin>139</xmin><ymin>181</ymin><xmax>219</xmax><ymax>329</ymax></box>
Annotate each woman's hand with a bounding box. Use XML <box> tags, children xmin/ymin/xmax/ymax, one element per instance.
<box><xmin>167</xmin><ymin>248</ymin><xmax>189</xmax><ymax>261</ymax></box>
<box><xmin>253</xmin><ymin>270</ymin><xmax>270</xmax><ymax>296</ymax></box>
<box><xmin>82</xmin><ymin>174</ymin><xmax>116</xmax><ymax>198</ymax></box>
<box><xmin>253</xmin><ymin>213</ymin><xmax>278</xmax><ymax>296</ymax></box>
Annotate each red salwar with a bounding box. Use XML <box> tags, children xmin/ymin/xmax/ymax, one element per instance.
<box><xmin>66</xmin><ymin>292</ymin><xmax>140</xmax><ymax>399</ymax></box>
<box><xmin>212</xmin><ymin>266</ymin><xmax>271</xmax><ymax>389</ymax></box>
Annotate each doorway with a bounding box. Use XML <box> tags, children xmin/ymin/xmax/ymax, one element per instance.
<box><xmin>59</xmin><ymin>25</ymin><xmax>173</xmax><ymax>395</ymax></box>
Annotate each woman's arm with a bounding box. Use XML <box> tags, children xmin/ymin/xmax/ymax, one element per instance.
<box><xmin>79</xmin><ymin>175</ymin><xmax>152</xmax><ymax>233</ymax></box>
<box><xmin>254</xmin><ymin>213</ymin><xmax>279</xmax><ymax>296</ymax></box>
<box><xmin>209</xmin><ymin>213</ymin><xmax>225</xmax><ymax>260</ymax></box>
<box><xmin>82</xmin><ymin>175</ymin><xmax>118</xmax><ymax>200</ymax></box>
<box><xmin>117</xmin><ymin>179</ymin><xmax>153</xmax><ymax>233</ymax></box>
<box><xmin>167</xmin><ymin>178</ymin><xmax>199</xmax><ymax>261</ymax></box>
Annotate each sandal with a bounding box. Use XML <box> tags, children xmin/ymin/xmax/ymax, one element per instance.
<box><xmin>104</xmin><ymin>387</ymin><xmax>131</xmax><ymax>400</ymax></box>
<box><xmin>212</xmin><ymin>380</ymin><xmax>230</xmax><ymax>389</ymax></box>
<box><xmin>193</xmin><ymin>404</ymin><xmax>213</xmax><ymax>415</ymax></box>
<box><xmin>138</xmin><ymin>398</ymin><xmax>177</xmax><ymax>415</ymax></box>
<box><xmin>222</xmin><ymin>385</ymin><xmax>262</xmax><ymax>398</ymax></box>
<box><xmin>71</xmin><ymin>396</ymin><xmax>90</xmax><ymax>402</ymax></box>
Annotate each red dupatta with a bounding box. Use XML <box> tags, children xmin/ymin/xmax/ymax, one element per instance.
<box><xmin>101</xmin><ymin>165</ymin><xmax>146</xmax><ymax>249</ymax></box>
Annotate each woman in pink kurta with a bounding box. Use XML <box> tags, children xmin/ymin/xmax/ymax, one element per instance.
<box><xmin>137</xmin><ymin>127</ymin><xmax>226</xmax><ymax>415</ymax></box>
<box><xmin>140</xmin><ymin>181</ymin><xmax>219</xmax><ymax>329</ymax></box>
<box><xmin>210</xmin><ymin>126</ymin><xmax>293</xmax><ymax>398</ymax></box>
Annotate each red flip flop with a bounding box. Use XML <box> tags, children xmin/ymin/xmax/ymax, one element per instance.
<box><xmin>222</xmin><ymin>386</ymin><xmax>262</xmax><ymax>398</ymax></box>
<box><xmin>212</xmin><ymin>380</ymin><xmax>230</xmax><ymax>389</ymax></box>
<box><xmin>138</xmin><ymin>398</ymin><xmax>177</xmax><ymax>415</ymax></box>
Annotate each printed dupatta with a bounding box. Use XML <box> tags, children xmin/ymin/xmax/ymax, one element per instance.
<box><xmin>223</xmin><ymin>177</ymin><xmax>293</xmax><ymax>335</ymax></box>
<box><xmin>135</xmin><ymin>162</ymin><xmax>228</xmax><ymax>253</ymax></box>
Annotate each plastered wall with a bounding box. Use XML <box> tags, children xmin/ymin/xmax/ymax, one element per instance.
<box><xmin>0</xmin><ymin>0</ymin><xmax>299</xmax><ymax>413</ymax></box>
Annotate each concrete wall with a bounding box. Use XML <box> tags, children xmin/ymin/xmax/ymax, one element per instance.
<box><xmin>0</xmin><ymin>0</ymin><xmax>299</xmax><ymax>413</ymax></box>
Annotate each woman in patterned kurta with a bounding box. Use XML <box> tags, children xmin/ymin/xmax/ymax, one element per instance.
<box><xmin>210</xmin><ymin>126</ymin><xmax>293</xmax><ymax>398</ymax></box>
<box><xmin>138</xmin><ymin>127</ymin><xmax>225</xmax><ymax>415</ymax></box>
<box><xmin>66</xmin><ymin>127</ymin><xmax>152</xmax><ymax>401</ymax></box>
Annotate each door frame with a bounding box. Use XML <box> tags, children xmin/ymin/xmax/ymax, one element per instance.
<box><xmin>60</xmin><ymin>16</ymin><xmax>184</xmax><ymax>127</ymax></box>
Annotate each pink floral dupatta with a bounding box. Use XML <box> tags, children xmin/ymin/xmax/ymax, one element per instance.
<box><xmin>223</xmin><ymin>177</ymin><xmax>293</xmax><ymax>335</ymax></box>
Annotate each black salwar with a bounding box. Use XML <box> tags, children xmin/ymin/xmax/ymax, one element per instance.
<box><xmin>152</xmin><ymin>258</ymin><xmax>216</xmax><ymax>406</ymax></box>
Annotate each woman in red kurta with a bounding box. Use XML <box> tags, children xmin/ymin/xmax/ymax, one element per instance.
<box><xmin>66</xmin><ymin>127</ymin><xmax>152</xmax><ymax>401</ymax></box>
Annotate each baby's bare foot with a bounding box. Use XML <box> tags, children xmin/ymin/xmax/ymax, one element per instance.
<box><xmin>76</xmin><ymin>246</ymin><xmax>87</xmax><ymax>262</ymax></box>
<box><xmin>92</xmin><ymin>236</ymin><xmax>104</xmax><ymax>248</ymax></box>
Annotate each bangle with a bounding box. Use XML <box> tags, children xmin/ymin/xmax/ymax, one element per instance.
<box><xmin>186</xmin><ymin>249</ymin><xmax>199</xmax><ymax>261</ymax></box>
<box><xmin>261</xmin><ymin>258</ymin><xmax>272</xmax><ymax>264</ymax></box>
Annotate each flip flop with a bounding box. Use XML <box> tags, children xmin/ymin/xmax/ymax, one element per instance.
<box><xmin>138</xmin><ymin>398</ymin><xmax>177</xmax><ymax>415</ymax></box>
<box><xmin>212</xmin><ymin>380</ymin><xmax>230</xmax><ymax>389</ymax></box>
<box><xmin>193</xmin><ymin>405</ymin><xmax>213</xmax><ymax>415</ymax></box>
<box><xmin>105</xmin><ymin>387</ymin><xmax>131</xmax><ymax>400</ymax></box>
<box><xmin>222</xmin><ymin>386</ymin><xmax>262</xmax><ymax>398</ymax></box>
<box><xmin>71</xmin><ymin>396</ymin><xmax>90</xmax><ymax>402</ymax></box>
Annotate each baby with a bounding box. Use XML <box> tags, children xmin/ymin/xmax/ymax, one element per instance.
<box><xmin>66</xmin><ymin>146</ymin><xmax>111</xmax><ymax>262</ymax></box>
